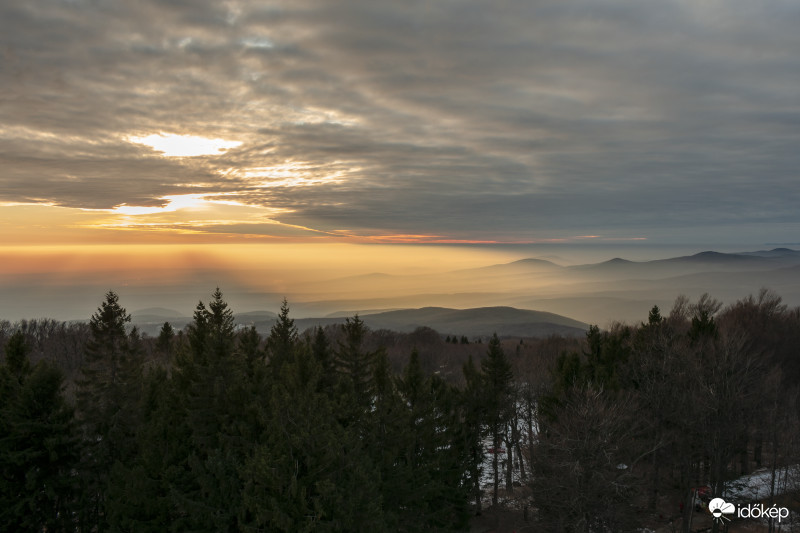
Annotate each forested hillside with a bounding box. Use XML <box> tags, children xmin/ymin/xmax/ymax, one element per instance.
<box><xmin>1</xmin><ymin>288</ymin><xmax>799</xmax><ymax>532</ymax></box>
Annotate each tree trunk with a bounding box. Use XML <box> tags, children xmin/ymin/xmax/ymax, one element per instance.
<box><xmin>473</xmin><ymin>446</ymin><xmax>482</xmax><ymax>514</ymax></box>
<box><xmin>754</xmin><ymin>430</ymin><xmax>763</xmax><ymax>468</ymax></box>
<box><xmin>492</xmin><ymin>429</ymin><xmax>499</xmax><ymax>506</ymax></box>
<box><xmin>650</xmin><ymin>444</ymin><xmax>659</xmax><ymax>510</ymax></box>
<box><xmin>680</xmin><ymin>463</ymin><xmax>692</xmax><ymax>533</ymax></box>
<box><xmin>767</xmin><ymin>425</ymin><xmax>778</xmax><ymax>533</ymax></box>
<box><xmin>510</xmin><ymin>411</ymin><xmax>525</xmax><ymax>479</ymax></box>
<box><xmin>505</xmin><ymin>431</ymin><xmax>514</xmax><ymax>495</ymax></box>
<box><xmin>526</xmin><ymin>398</ymin><xmax>535</xmax><ymax>470</ymax></box>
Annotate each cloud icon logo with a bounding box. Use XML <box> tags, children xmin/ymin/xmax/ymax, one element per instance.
<box><xmin>709</xmin><ymin>498</ymin><xmax>735</xmax><ymax>522</ymax></box>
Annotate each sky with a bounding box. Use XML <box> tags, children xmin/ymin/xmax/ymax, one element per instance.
<box><xmin>3</xmin><ymin>0</ymin><xmax>800</xmax><ymax>246</ymax></box>
<box><xmin>1</xmin><ymin>1</ymin><xmax>799</xmax><ymax>319</ymax></box>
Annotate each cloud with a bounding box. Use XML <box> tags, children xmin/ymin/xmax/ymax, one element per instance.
<box><xmin>2</xmin><ymin>0</ymin><xmax>799</xmax><ymax>243</ymax></box>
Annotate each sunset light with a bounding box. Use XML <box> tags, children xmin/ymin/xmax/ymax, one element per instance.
<box><xmin>108</xmin><ymin>194</ymin><xmax>210</xmax><ymax>216</ymax></box>
<box><xmin>128</xmin><ymin>133</ymin><xmax>243</xmax><ymax>157</ymax></box>
<box><xmin>2</xmin><ymin>0</ymin><xmax>798</xmax><ymax>314</ymax></box>
<box><xmin>3</xmin><ymin>3</ymin><xmax>800</xmax><ymax>530</ymax></box>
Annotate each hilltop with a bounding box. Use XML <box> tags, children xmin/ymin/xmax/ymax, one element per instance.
<box><xmin>131</xmin><ymin>305</ymin><xmax>588</xmax><ymax>338</ymax></box>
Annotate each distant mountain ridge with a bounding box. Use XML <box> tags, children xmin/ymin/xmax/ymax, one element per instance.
<box><xmin>254</xmin><ymin>305</ymin><xmax>587</xmax><ymax>339</ymax></box>
<box><xmin>352</xmin><ymin>306</ymin><xmax>587</xmax><ymax>337</ymax></box>
<box><xmin>125</xmin><ymin>248</ymin><xmax>800</xmax><ymax>334</ymax></box>
<box><xmin>131</xmin><ymin>305</ymin><xmax>588</xmax><ymax>338</ymax></box>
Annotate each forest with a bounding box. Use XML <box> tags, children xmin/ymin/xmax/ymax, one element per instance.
<box><xmin>2</xmin><ymin>288</ymin><xmax>800</xmax><ymax>532</ymax></box>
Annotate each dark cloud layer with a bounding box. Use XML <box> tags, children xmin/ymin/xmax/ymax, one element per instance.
<box><xmin>2</xmin><ymin>0</ymin><xmax>799</xmax><ymax>242</ymax></box>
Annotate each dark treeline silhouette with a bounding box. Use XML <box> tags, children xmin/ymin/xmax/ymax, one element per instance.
<box><xmin>1</xmin><ymin>288</ymin><xmax>799</xmax><ymax>532</ymax></box>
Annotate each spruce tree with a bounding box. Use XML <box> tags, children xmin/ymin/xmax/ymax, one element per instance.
<box><xmin>186</xmin><ymin>300</ymin><xmax>210</xmax><ymax>364</ymax></box>
<box><xmin>171</xmin><ymin>288</ymin><xmax>248</xmax><ymax>531</ymax></box>
<box><xmin>105</xmin><ymin>366</ymin><xmax>190</xmax><ymax>532</ymax></box>
<box><xmin>481</xmin><ymin>333</ymin><xmax>514</xmax><ymax>507</ymax></box>
<box><xmin>155</xmin><ymin>321</ymin><xmax>175</xmax><ymax>356</ymax></box>
<box><xmin>244</xmin><ymin>329</ymin><xmax>384</xmax><ymax>532</ymax></box>
<box><xmin>77</xmin><ymin>292</ymin><xmax>134</xmax><ymax>417</ymax></box>
<box><xmin>0</xmin><ymin>331</ymin><xmax>79</xmax><ymax>532</ymax></box>
<box><xmin>310</xmin><ymin>326</ymin><xmax>336</xmax><ymax>393</ymax></box>
<box><xmin>385</xmin><ymin>349</ymin><xmax>472</xmax><ymax>531</ymax></box>
<box><xmin>238</xmin><ymin>325</ymin><xmax>263</xmax><ymax>373</ymax></box>
<box><xmin>335</xmin><ymin>315</ymin><xmax>379</xmax><ymax>411</ymax></box>
<box><xmin>267</xmin><ymin>298</ymin><xmax>298</xmax><ymax>373</ymax></box>
<box><xmin>207</xmin><ymin>287</ymin><xmax>236</xmax><ymax>359</ymax></box>
<box><xmin>75</xmin><ymin>291</ymin><xmax>142</xmax><ymax>531</ymax></box>
<box><xmin>461</xmin><ymin>354</ymin><xmax>485</xmax><ymax>514</ymax></box>
<box><xmin>647</xmin><ymin>305</ymin><xmax>663</xmax><ymax>327</ymax></box>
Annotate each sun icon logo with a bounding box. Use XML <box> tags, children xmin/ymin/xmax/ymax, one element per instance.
<box><xmin>708</xmin><ymin>498</ymin><xmax>735</xmax><ymax>522</ymax></box>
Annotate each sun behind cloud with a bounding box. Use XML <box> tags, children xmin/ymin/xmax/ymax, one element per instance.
<box><xmin>128</xmin><ymin>133</ymin><xmax>242</xmax><ymax>157</ymax></box>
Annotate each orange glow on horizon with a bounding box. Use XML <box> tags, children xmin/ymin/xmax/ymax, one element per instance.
<box><xmin>0</xmin><ymin>243</ymin><xmax>526</xmax><ymax>303</ymax></box>
<box><xmin>1</xmin><ymin>201</ymin><xmax>647</xmax><ymax>247</ymax></box>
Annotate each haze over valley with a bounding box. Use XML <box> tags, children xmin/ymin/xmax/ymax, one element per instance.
<box><xmin>4</xmin><ymin>0</ymin><xmax>800</xmax><ymax>334</ymax></box>
<box><xmin>4</xmin><ymin>2</ymin><xmax>800</xmax><ymax>530</ymax></box>
<box><xmin>5</xmin><ymin>243</ymin><xmax>798</xmax><ymax>334</ymax></box>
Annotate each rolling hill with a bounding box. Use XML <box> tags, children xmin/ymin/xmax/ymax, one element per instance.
<box><xmin>124</xmin><ymin>248</ymin><xmax>800</xmax><ymax>333</ymax></box>
<box><xmin>131</xmin><ymin>305</ymin><xmax>588</xmax><ymax>339</ymax></box>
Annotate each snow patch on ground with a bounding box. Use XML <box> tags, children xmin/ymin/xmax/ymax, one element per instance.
<box><xmin>724</xmin><ymin>465</ymin><xmax>800</xmax><ymax>502</ymax></box>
